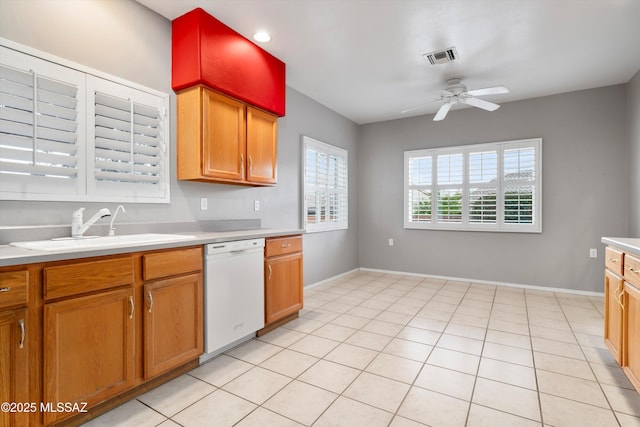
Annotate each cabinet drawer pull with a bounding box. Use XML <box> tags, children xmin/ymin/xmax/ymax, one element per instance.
<box><xmin>608</xmin><ymin>258</ymin><xmax>617</xmax><ymax>263</ymax></box>
<box><xmin>18</xmin><ymin>319</ymin><xmax>25</xmax><ymax>349</ymax></box>
<box><xmin>0</xmin><ymin>287</ymin><xmax>10</xmax><ymax>293</ymax></box>
<box><xmin>628</xmin><ymin>267</ymin><xmax>638</xmax><ymax>273</ymax></box>
<box><xmin>128</xmin><ymin>296</ymin><xmax>134</xmax><ymax>320</ymax></box>
<box><xmin>267</xmin><ymin>264</ymin><xmax>272</xmax><ymax>279</ymax></box>
<box><xmin>281</xmin><ymin>242</ymin><xmax>292</xmax><ymax>248</ymax></box>
<box><xmin>248</xmin><ymin>156</ymin><xmax>253</xmax><ymax>174</ymax></box>
<box><xmin>148</xmin><ymin>291</ymin><xmax>154</xmax><ymax>313</ymax></box>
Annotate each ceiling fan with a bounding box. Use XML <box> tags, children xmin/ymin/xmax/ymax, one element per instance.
<box><xmin>402</xmin><ymin>78</ymin><xmax>509</xmax><ymax>121</ymax></box>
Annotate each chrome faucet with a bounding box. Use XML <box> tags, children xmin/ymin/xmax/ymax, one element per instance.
<box><xmin>109</xmin><ymin>205</ymin><xmax>126</xmax><ymax>236</ymax></box>
<box><xmin>71</xmin><ymin>207</ymin><xmax>111</xmax><ymax>238</ymax></box>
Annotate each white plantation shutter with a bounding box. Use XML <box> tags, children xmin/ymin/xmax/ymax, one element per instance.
<box><xmin>87</xmin><ymin>76</ymin><xmax>168</xmax><ymax>202</ymax></box>
<box><xmin>0</xmin><ymin>41</ymin><xmax>169</xmax><ymax>203</ymax></box>
<box><xmin>468</xmin><ymin>150</ymin><xmax>498</xmax><ymax>224</ymax></box>
<box><xmin>303</xmin><ymin>136</ymin><xmax>348</xmax><ymax>232</ymax></box>
<box><xmin>0</xmin><ymin>46</ymin><xmax>85</xmax><ymax>199</ymax></box>
<box><xmin>502</xmin><ymin>142</ymin><xmax>539</xmax><ymax>231</ymax></box>
<box><xmin>436</xmin><ymin>153</ymin><xmax>464</xmax><ymax>223</ymax></box>
<box><xmin>406</xmin><ymin>155</ymin><xmax>433</xmax><ymax>223</ymax></box>
<box><xmin>404</xmin><ymin>138</ymin><xmax>541</xmax><ymax>232</ymax></box>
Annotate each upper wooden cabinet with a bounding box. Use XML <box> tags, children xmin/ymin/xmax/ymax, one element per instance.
<box><xmin>177</xmin><ymin>86</ymin><xmax>277</xmax><ymax>186</ymax></box>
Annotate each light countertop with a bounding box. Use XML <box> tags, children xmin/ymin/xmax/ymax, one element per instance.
<box><xmin>601</xmin><ymin>237</ymin><xmax>640</xmax><ymax>257</ymax></box>
<box><xmin>0</xmin><ymin>228</ymin><xmax>303</xmax><ymax>267</ymax></box>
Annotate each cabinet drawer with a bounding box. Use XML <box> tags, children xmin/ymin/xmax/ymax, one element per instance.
<box><xmin>265</xmin><ymin>235</ymin><xmax>302</xmax><ymax>258</ymax></box>
<box><xmin>0</xmin><ymin>270</ymin><xmax>28</xmax><ymax>309</ymax></box>
<box><xmin>606</xmin><ymin>247</ymin><xmax>624</xmax><ymax>276</ymax></box>
<box><xmin>44</xmin><ymin>257</ymin><xmax>134</xmax><ymax>300</ymax></box>
<box><xmin>625</xmin><ymin>254</ymin><xmax>640</xmax><ymax>287</ymax></box>
<box><xmin>143</xmin><ymin>247</ymin><xmax>203</xmax><ymax>280</ymax></box>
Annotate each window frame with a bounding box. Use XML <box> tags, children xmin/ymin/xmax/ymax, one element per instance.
<box><xmin>0</xmin><ymin>38</ymin><xmax>170</xmax><ymax>204</ymax></box>
<box><xmin>302</xmin><ymin>136</ymin><xmax>348</xmax><ymax>233</ymax></box>
<box><xmin>404</xmin><ymin>138</ymin><xmax>542</xmax><ymax>233</ymax></box>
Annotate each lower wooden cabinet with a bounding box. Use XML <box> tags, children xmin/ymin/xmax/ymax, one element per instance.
<box><xmin>36</xmin><ymin>246</ymin><xmax>203</xmax><ymax>425</ymax></box>
<box><xmin>604</xmin><ymin>269</ymin><xmax>624</xmax><ymax>364</ymax></box>
<box><xmin>144</xmin><ymin>273</ymin><xmax>203</xmax><ymax>379</ymax></box>
<box><xmin>604</xmin><ymin>243</ymin><xmax>640</xmax><ymax>394</ymax></box>
<box><xmin>0</xmin><ymin>308</ymin><xmax>29</xmax><ymax>427</ymax></box>
<box><xmin>43</xmin><ymin>288</ymin><xmax>135</xmax><ymax>425</ymax></box>
<box><xmin>623</xmin><ymin>281</ymin><xmax>640</xmax><ymax>390</ymax></box>
<box><xmin>264</xmin><ymin>236</ymin><xmax>303</xmax><ymax>326</ymax></box>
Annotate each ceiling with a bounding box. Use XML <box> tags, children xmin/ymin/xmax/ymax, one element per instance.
<box><xmin>136</xmin><ymin>0</ymin><xmax>640</xmax><ymax>124</ymax></box>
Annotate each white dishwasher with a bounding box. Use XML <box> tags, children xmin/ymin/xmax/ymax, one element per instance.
<box><xmin>203</xmin><ymin>238</ymin><xmax>265</xmax><ymax>359</ymax></box>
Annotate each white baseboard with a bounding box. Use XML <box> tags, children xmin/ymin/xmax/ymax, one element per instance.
<box><xmin>305</xmin><ymin>268</ymin><xmax>360</xmax><ymax>289</ymax></box>
<box><xmin>310</xmin><ymin>267</ymin><xmax>604</xmax><ymax>297</ymax></box>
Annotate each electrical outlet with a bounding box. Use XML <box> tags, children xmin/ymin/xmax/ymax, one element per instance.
<box><xmin>590</xmin><ymin>248</ymin><xmax>597</xmax><ymax>258</ymax></box>
<box><xmin>254</xmin><ymin>200</ymin><xmax>260</xmax><ymax>211</ymax></box>
<box><xmin>388</xmin><ymin>238</ymin><xmax>394</xmax><ymax>246</ymax></box>
<box><xmin>200</xmin><ymin>198</ymin><xmax>208</xmax><ymax>211</ymax></box>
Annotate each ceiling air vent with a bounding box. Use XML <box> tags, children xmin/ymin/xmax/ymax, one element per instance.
<box><xmin>423</xmin><ymin>47</ymin><xmax>458</xmax><ymax>65</ymax></box>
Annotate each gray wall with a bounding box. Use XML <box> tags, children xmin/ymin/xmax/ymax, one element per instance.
<box><xmin>358</xmin><ymin>86</ymin><xmax>629</xmax><ymax>293</ymax></box>
<box><xmin>0</xmin><ymin>0</ymin><xmax>634</xmax><ymax>292</ymax></box>
<box><xmin>629</xmin><ymin>69</ymin><xmax>640</xmax><ymax>237</ymax></box>
<box><xmin>0</xmin><ymin>0</ymin><xmax>360</xmax><ymax>285</ymax></box>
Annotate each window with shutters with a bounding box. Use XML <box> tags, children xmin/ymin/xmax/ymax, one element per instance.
<box><xmin>303</xmin><ymin>136</ymin><xmax>348</xmax><ymax>232</ymax></box>
<box><xmin>404</xmin><ymin>138</ymin><xmax>541</xmax><ymax>232</ymax></box>
<box><xmin>0</xmin><ymin>40</ymin><xmax>169</xmax><ymax>203</ymax></box>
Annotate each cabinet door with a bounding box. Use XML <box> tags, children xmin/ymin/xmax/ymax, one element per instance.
<box><xmin>0</xmin><ymin>308</ymin><xmax>29</xmax><ymax>427</ymax></box>
<box><xmin>246</xmin><ymin>106</ymin><xmax>277</xmax><ymax>184</ymax></box>
<box><xmin>202</xmin><ymin>88</ymin><xmax>246</xmax><ymax>181</ymax></box>
<box><xmin>623</xmin><ymin>282</ymin><xmax>640</xmax><ymax>393</ymax></box>
<box><xmin>605</xmin><ymin>269</ymin><xmax>624</xmax><ymax>363</ymax></box>
<box><xmin>44</xmin><ymin>288</ymin><xmax>135</xmax><ymax>425</ymax></box>
<box><xmin>144</xmin><ymin>273</ymin><xmax>203</xmax><ymax>379</ymax></box>
<box><xmin>265</xmin><ymin>253</ymin><xmax>303</xmax><ymax>325</ymax></box>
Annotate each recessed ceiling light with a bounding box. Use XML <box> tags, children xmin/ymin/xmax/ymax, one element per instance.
<box><xmin>253</xmin><ymin>31</ymin><xmax>271</xmax><ymax>43</ymax></box>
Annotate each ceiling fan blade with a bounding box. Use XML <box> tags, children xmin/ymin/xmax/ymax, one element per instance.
<box><xmin>433</xmin><ymin>102</ymin><xmax>453</xmax><ymax>121</ymax></box>
<box><xmin>467</xmin><ymin>86</ymin><xmax>509</xmax><ymax>97</ymax></box>
<box><xmin>463</xmin><ymin>96</ymin><xmax>500</xmax><ymax>111</ymax></box>
<box><xmin>401</xmin><ymin>99</ymin><xmax>441</xmax><ymax>114</ymax></box>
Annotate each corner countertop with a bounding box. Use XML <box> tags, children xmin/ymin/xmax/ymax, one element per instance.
<box><xmin>0</xmin><ymin>228</ymin><xmax>303</xmax><ymax>267</ymax></box>
<box><xmin>601</xmin><ymin>237</ymin><xmax>640</xmax><ymax>257</ymax></box>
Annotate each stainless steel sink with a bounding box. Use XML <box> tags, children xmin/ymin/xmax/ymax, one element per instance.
<box><xmin>9</xmin><ymin>233</ymin><xmax>197</xmax><ymax>251</ymax></box>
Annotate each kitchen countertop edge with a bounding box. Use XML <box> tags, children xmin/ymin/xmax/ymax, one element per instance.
<box><xmin>0</xmin><ymin>228</ymin><xmax>304</xmax><ymax>267</ymax></box>
<box><xmin>601</xmin><ymin>237</ymin><xmax>640</xmax><ymax>257</ymax></box>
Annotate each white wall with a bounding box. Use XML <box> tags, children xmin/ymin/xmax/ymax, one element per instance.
<box><xmin>0</xmin><ymin>0</ymin><xmax>360</xmax><ymax>285</ymax></box>
<box><xmin>629</xmin><ymin>69</ymin><xmax>640</xmax><ymax>237</ymax></box>
<box><xmin>358</xmin><ymin>85</ymin><xmax>629</xmax><ymax>293</ymax></box>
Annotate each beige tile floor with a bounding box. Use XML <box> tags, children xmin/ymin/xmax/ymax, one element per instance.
<box><xmin>83</xmin><ymin>271</ymin><xmax>640</xmax><ymax>427</ymax></box>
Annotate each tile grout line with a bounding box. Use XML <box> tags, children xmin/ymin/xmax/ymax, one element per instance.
<box><xmin>554</xmin><ymin>291</ymin><xmax>623</xmax><ymax>426</ymax></box>
<box><xmin>463</xmin><ymin>282</ymin><xmax>495</xmax><ymax>427</ymax></box>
